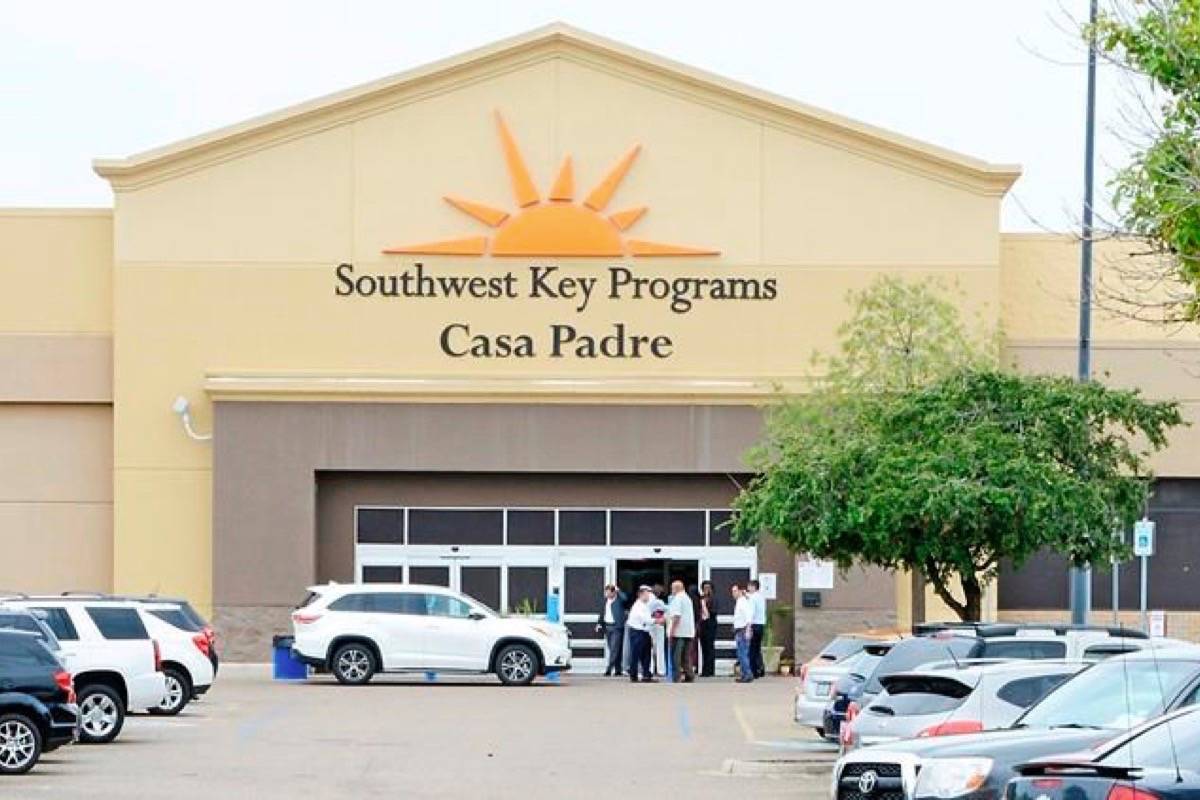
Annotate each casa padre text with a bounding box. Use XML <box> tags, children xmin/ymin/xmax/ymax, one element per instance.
<box><xmin>334</xmin><ymin>262</ymin><xmax>779</xmax><ymax>360</ymax></box>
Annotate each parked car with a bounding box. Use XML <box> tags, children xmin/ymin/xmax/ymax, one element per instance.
<box><xmin>291</xmin><ymin>583</ymin><xmax>572</xmax><ymax>686</ymax></box>
<box><xmin>826</xmin><ymin>634</ymin><xmax>981</xmax><ymax>743</ymax></box>
<box><xmin>138</xmin><ymin>601</ymin><xmax>215</xmax><ymax>715</ymax></box>
<box><xmin>827</xmin><ymin>624</ymin><xmax>1164</xmax><ymax>745</ymax></box>
<box><xmin>0</xmin><ymin>629</ymin><xmax>79</xmax><ymax>775</ymax></box>
<box><xmin>844</xmin><ymin>659</ymin><xmax>1087</xmax><ymax>750</ymax></box>
<box><xmin>121</xmin><ymin>596</ymin><xmax>218</xmax><ymax>675</ymax></box>
<box><xmin>832</xmin><ymin>646</ymin><xmax>1200</xmax><ymax>800</ymax></box>
<box><xmin>0</xmin><ymin>596</ymin><xmax>166</xmax><ymax>743</ymax></box>
<box><xmin>1007</xmin><ymin>705</ymin><xmax>1200</xmax><ymax>800</ymax></box>
<box><xmin>796</xmin><ymin>645</ymin><xmax>892</xmax><ymax>738</ymax></box>
<box><xmin>0</xmin><ymin>607</ymin><xmax>61</xmax><ymax>657</ymax></box>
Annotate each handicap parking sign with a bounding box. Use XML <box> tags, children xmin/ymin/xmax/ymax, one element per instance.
<box><xmin>1134</xmin><ymin>519</ymin><xmax>1156</xmax><ymax>557</ymax></box>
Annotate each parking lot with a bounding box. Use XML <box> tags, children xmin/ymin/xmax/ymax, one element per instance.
<box><xmin>13</xmin><ymin>667</ymin><xmax>834</xmax><ymax>799</ymax></box>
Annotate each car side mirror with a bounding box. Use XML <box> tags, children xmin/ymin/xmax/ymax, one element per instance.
<box><xmin>469</xmin><ymin>611</ymin><xmax>486</xmax><ymax>621</ymax></box>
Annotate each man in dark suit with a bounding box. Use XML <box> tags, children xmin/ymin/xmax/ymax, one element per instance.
<box><xmin>595</xmin><ymin>584</ymin><xmax>627</xmax><ymax>676</ymax></box>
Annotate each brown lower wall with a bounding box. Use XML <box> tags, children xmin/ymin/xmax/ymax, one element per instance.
<box><xmin>213</xmin><ymin>402</ymin><xmax>766</xmax><ymax>661</ymax></box>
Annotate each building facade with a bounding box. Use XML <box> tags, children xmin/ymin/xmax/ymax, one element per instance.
<box><xmin>3</xmin><ymin>25</ymin><xmax>1198</xmax><ymax>662</ymax></box>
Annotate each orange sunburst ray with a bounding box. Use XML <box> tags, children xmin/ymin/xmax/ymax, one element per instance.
<box><xmin>383</xmin><ymin>236</ymin><xmax>488</xmax><ymax>256</ymax></box>
<box><xmin>626</xmin><ymin>239</ymin><xmax>720</xmax><ymax>257</ymax></box>
<box><xmin>584</xmin><ymin>145</ymin><xmax>640</xmax><ymax>212</ymax></box>
<box><xmin>549</xmin><ymin>156</ymin><xmax>573</xmax><ymax>201</ymax></box>
<box><xmin>444</xmin><ymin>196</ymin><xmax>509</xmax><ymax>227</ymax></box>
<box><xmin>494</xmin><ymin>112</ymin><xmax>539</xmax><ymax>208</ymax></box>
<box><xmin>608</xmin><ymin>206</ymin><xmax>647</xmax><ymax>231</ymax></box>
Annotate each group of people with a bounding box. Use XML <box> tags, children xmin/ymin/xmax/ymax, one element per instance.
<box><xmin>595</xmin><ymin>578</ymin><xmax>768</xmax><ymax>683</ymax></box>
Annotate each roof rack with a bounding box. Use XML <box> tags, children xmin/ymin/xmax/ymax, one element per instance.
<box><xmin>914</xmin><ymin>621</ymin><xmax>1149</xmax><ymax>640</ymax></box>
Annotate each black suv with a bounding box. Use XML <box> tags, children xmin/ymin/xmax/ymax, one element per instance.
<box><xmin>0</xmin><ymin>629</ymin><xmax>79</xmax><ymax>774</ymax></box>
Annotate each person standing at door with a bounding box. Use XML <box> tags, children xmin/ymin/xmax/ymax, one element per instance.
<box><xmin>625</xmin><ymin>585</ymin><xmax>656</xmax><ymax>683</ymax></box>
<box><xmin>747</xmin><ymin>579</ymin><xmax>767</xmax><ymax>678</ymax></box>
<box><xmin>648</xmin><ymin>584</ymin><xmax>667</xmax><ymax>677</ymax></box>
<box><xmin>698</xmin><ymin>581</ymin><xmax>718</xmax><ymax>677</ymax></box>
<box><xmin>667</xmin><ymin>580</ymin><xmax>696</xmax><ymax>682</ymax></box>
<box><xmin>731</xmin><ymin>583</ymin><xmax>754</xmax><ymax>683</ymax></box>
<box><xmin>595</xmin><ymin>584</ymin><xmax>627</xmax><ymax>677</ymax></box>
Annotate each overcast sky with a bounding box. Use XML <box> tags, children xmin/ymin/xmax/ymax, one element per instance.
<box><xmin>1</xmin><ymin>1</ymin><xmax>1142</xmax><ymax>231</ymax></box>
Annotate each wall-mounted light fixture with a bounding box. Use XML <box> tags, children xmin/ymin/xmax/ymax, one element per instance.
<box><xmin>172</xmin><ymin>395</ymin><xmax>212</xmax><ymax>442</ymax></box>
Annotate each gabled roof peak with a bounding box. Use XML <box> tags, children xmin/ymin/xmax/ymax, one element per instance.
<box><xmin>93</xmin><ymin>22</ymin><xmax>1020</xmax><ymax>195</ymax></box>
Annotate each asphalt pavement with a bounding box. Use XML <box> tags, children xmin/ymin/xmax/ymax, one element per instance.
<box><xmin>11</xmin><ymin>666</ymin><xmax>837</xmax><ymax>799</ymax></box>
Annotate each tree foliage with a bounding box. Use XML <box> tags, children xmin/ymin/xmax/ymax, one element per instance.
<box><xmin>815</xmin><ymin>275</ymin><xmax>998</xmax><ymax>393</ymax></box>
<box><xmin>1093</xmin><ymin>1</ymin><xmax>1200</xmax><ymax>322</ymax></box>
<box><xmin>734</xmin><ymin>369</ymin><xmax>1182</xmax><ymax>620</ymax></box>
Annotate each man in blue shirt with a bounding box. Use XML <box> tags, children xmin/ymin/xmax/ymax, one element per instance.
<box><xmin>747</xmin><ymin>579</ymin><xmax>767</xmax><ymax>679</ymax></box>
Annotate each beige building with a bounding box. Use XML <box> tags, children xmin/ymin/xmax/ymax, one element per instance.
<box><xmin>2</xmin><ymin>25</ymin><xmax>1197</xmax><ymax>661</ymax></box>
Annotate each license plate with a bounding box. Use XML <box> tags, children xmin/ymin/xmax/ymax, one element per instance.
<box><xmin>815</xmin><ymin>682</ymin><xmax>832</xmax><ymax>697</ymax></box>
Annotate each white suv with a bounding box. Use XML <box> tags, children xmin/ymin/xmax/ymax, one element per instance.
<box><xmin>138</xmin><ymin>601</ymin><xmax>216</xmax><ymax>715</ymax></box>
<box><xmin>292</xmin><ymin>583</ymin><xmax>572</xmax><ymax>686</ymax></box>
<box><xmin>2</xmin><ymin>597</ymin><xmax>167</xmax><ymax>743</ymax></box>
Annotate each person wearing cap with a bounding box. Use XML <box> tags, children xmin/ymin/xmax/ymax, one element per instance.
<box><xmin>625</xmin><ymin>585</ymin><xmax>657</xmax><ymax>683</ymax></box>
<box><xmin>594</xmin><ymin>584</ymin><xmax>627</xmax><ymax>677</ymax></box>
<box><xmin>731</xmin><ymin>583</ymin><xmax>754</xmax><ymax>683</ymax></box>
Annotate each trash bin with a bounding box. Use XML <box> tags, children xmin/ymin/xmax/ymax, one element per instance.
<box><xmin>272</xmin><ymin>634</ymin><xmax>308</xmax><ymax>681</ymax></box>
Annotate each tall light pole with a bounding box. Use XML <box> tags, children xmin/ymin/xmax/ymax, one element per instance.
<box><xmin>1071</xmin><ymin>0</ymin><xmax>1100</xmax><ymax>626</ymax></box>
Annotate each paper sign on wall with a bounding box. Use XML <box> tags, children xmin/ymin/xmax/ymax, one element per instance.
<box><xmin>797</xmin><ymin>558</ymin><xmax>834</xmax><ymax>590</ymax></box>
<box><xmin>1149</xmin><ymin>610</ymin><xmax>1166</xmax><ymax>637</ymax></box>
<box><xmin>758</xmin><ymin>572</ymin><xmax>777</xmax><ymax>600</ymax></box>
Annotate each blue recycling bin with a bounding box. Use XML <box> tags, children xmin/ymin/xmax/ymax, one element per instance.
<box><xmin>272</xmin><ymin>634</ymin><xmax>308</xmax><ymax>680</ymax></box>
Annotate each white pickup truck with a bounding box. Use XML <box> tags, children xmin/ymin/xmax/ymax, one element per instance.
<box><xmin>2</xmin><ymin>596</ymin><xmax>167</xmax><ymax>743</ymax></box>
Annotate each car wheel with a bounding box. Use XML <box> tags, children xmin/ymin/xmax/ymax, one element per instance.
<box><xmin>78</xmin><ymin>684</ymin><xmax>125</xmax><ymax>744</ymax></box>
<box><xmin>495</xmin><ymin>643</ymin><xmax>538</xmax><ymax>686</ymax></box>
<box><xmin>150</xmin><ymin>667</ymin><xmax>192</xmax><ymax>716</ymax></box>
<box><xmin>331</xmin><ymin>643</ymin><xmax>376</xmax><ymax>685</ymax></box>
<box><xmin>0</xmin><ymin>713</ymin><xmax>42</xmax><ymax>775</ymax></box>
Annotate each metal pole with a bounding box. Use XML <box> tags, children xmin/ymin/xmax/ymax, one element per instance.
<box><xmin>1070</xmin><ymin>0</ymin><xmax>1100</xmax><ymax>626</ymax></box>
<box><xmin>1140</xmin><ymin>555</ymin><xmax>1149</xmax><ymax>631</ymax></box>
<box><xmin>1112</xmin><ymin>562</ymin><xmax>1120</xmax><ymax>625</ymax></box>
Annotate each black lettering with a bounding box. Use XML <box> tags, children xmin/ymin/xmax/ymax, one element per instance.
<box><xmin>334</xmin><ymin>263</ymin><xmax>355</xmax><ymax>296</ymax></box>
<box><xmin>608</xmin><ymin>266</ymin><xmax>634</xmax><ymax>298</ymax></box>
<box><xmin>530</xmin><ymin>266</ymin><xmax>560</xmax><ymax>298</ymax></box>
<box><xmin>440</xmin><ymin>323</ymin><xmax>470</xmax><ymax>357</ymax></box>
<box><xmin>550</xmin><ymin>324</ymin><xmax>576</xmax><ymax>357</ymax></box>
<box><xmin>650</xmin><ymin>335</ymin><xmax>673</xmax><ymax>358</ymax></box>
<box><xmin>762</xmin><ymin>279</ymin><xmax>778</xmax><ymax>300</ymax></box>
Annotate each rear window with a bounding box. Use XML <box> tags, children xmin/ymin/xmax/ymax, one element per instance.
<box><xmin>871</xmin><ymin>690</ymin><xmax>967</xmax><ymax>716</ymax></box>
<box><xmin>0</xmin><ymin>634</ymin><xmax>59</xmax><ymax>668</ymax></box>
<box><xmin>820</xmin><ymin>637</ymin><xmax>869</xmax><ymax>661</ymax></box>
<box><xmin>0</xmin><ymin>613</ymin><xmax>41</xmax><ymax>635</ymax></box>
<box><xmin>867</xmin><ymin>637</ymin><xmax>980</xmax><ymax>693</ymax></box>
<box><xmin>1084</xmin><ymin>643</ymin><xmax>1141</xmax><ymax>660</ymax></box>
<box><xmin>981</xmin><ymin>640</ymin><xmax>1067</xmax><ymax>659</ymax></box>
<box><xmin>996</xmin><ymin>674</ymin><xmax>1073</xmax><ymax>708</ymax></box>
<box><xmin>174</xmin><ymin>602</ymin><xmax>208</xmax><ymax>629</ymax></box>
<box><xmin>34</xmin><ymin>607</ymin><xmax>78</xmax><ymax>641</ymax></box>
<box><xmin>149</xmin><ymin>608</ymin><xmax>202</xmax><ymax>632</ymax></box>
<box><xmin>86</xmin><ymin>607</ymin><xmax>149</xmax><ymax>640</ymax></box>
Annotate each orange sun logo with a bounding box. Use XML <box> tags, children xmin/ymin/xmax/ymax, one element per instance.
<box><xmin>384</xmin><ymin>112</ymin><xmax>718</xmax><ymax>258</ymax></box>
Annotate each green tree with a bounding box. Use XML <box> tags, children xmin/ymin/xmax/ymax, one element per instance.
<box><xmin>734</xmin><ymin>370</ymin><xmax>1182</xmax><ymax>620</ymax></box>
<box><xmin>1093</xmin><ymin>1</ymin><xmax>1200</xmax><ymax>322</ymax></box>
<box><xmin>815</xmin><ymin>275</ymin><xmax>997</xmax><ymax>393</ymax></box>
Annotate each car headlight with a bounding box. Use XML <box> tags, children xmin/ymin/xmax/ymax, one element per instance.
<box><xmin>913</xmin><ymin>758</ymin><xmax>993</xmax><ymax>799</ymax></box>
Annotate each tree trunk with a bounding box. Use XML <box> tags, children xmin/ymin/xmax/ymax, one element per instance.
<box><xmin>927</xmin><ymin>569</ymin><xmax>983</xmax><ymax>622</ymax></box>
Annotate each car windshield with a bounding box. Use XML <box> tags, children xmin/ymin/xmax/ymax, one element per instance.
<box><xmin>1099</xmin><ymin>711</ymin><xmax>1200</xmax><ymax>769</ymax></box>
<box><xmin>1017</xmin><ymin>659</ymin><xmax>1197</xmax><ymax>730</ymax></box>
<box><xmin>866</xmin><ymin>637</ymin><xmax>978</xmax><ymax>693</ymax></box>
<box><xmin>820</xmin><ymin>637</ymin><xmax>869</xmax><ymax>661</ymax></box>
<box><xmin>847</xmin><ymin>652</ymin><xmax>883</xmax><ymax>680</ymax></box>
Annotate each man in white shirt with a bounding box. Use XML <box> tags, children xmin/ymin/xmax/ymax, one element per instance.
<box><xmin>731</xmin><ymin>583</ymin><xmax>754</xmax><ymax>683</ymax></box>
<box><xmin>648</xmin><ymin>584</ymin><xmax>667</xmax><ymax>676</ymax></box>
<box><xmin>667</xmin><ymin>580</ymin><xmax>696</xmax><ymax>683</ymax></box>
<box><xmin>747</xmin><ymin>579</ymin><xmax>768</xmax><ymax>678</ymax></box>
<box><xmin>624</xmin><ymin>585</ymin><xmax>657</xmax><ymax>683</ymax></box>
